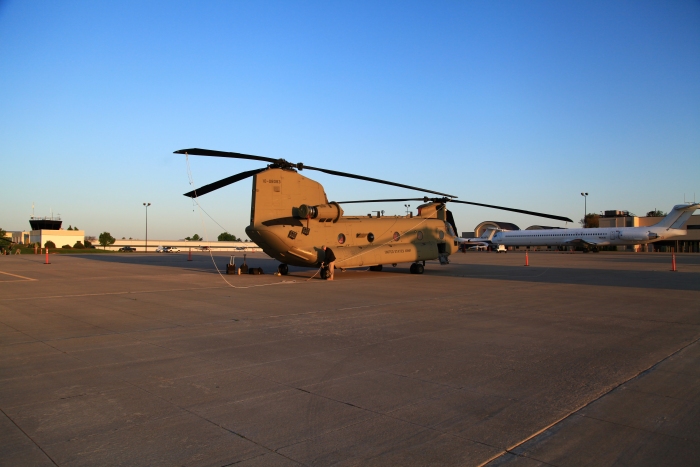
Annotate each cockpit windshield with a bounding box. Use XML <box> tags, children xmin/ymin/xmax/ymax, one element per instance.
<box><xmin>445</xmin><ymin>222</ymin><xmax>456</xmax><ymax>237</ymax></box>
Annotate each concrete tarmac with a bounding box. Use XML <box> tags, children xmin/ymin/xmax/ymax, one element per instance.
<box><xmin>0</xmin><ymin>250</ymin><xmax>698</xmax><ymax>466</ymax></box>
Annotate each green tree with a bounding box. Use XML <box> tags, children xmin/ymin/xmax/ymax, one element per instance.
<box><xmin>98</xmin><ymin>232</ymin><xmax>116</xmax><ymax>249</ymax></box>
<box><xmin>217</xmin><ymin>232</ymin><xmax>238</xmax><ymax>241</ymax></box>
<box><xmin>73</xmin><ymin>241</ymin><xmax>85</xmax><ymax>249</ymax></box>
<box><xmin>0</xmin><ymin>227</ymin><xmax>9</xmax><ymax>245</ymax></box>
<box><xmin>580</xmin><ymin>213</ymin><xmax>600</xmax><ymax>228</ymax></box>
<box><xmin>44</xmin><ymin>240</ymin><xmax>56</xmax><ymax>248</ymax></box>
<box><xmin>646</xmin><ymin>209</ymin><xmax>667</xmax><ymax>217</ymax></box>
<box><xmin>185</xmin><ymin>234</ymin><xmax>201</xmax><ymax>241</ymax></box>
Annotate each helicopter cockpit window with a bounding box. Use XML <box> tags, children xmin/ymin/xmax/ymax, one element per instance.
<box><xmin>444</xmin><ymin>222</ymin><xmax>456</xmax><ymax>237</ymax></box>
<box><xmin>416</xmin><ymin>231</ymin><xmax>423</xmax><ymax>240</ymax></box>
<box><xmin>393</xmin><ymin>232</ymin><xmax>400</xmax><ymax>241</ymax></box>
<box><xmin>367</xmin><ymin>233</ymin><xmax>375</xmax><ymax>243</ymax></box>
<box><xmin>337</xmin><ymin>233</ymin><xmax>346</xmax><ymax>244</ymax></box>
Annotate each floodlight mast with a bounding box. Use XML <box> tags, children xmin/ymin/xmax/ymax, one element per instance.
<box><xmin>581</xmin><ymin>193</ymin><xmax>588</xmax><ymax>228</ymax></box>
<box><xmin>143</xmin><ymin>203</ymin><xmax>151</xmax><ymax>252</ymax></box>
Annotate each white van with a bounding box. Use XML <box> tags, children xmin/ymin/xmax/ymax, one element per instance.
<box><xmin>494</xmin><ymin>244</ymin><xmax>507</xmax><ymax>253</ymax></box>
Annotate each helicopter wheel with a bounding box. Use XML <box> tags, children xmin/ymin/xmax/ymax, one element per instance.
<box><xmin>369</xmin><ymin>265</ymin><xmax>383</xmax><ymax>272</ymax></box>
<box><xmin>410</xmin><ymin>263</ymin><xmax>424</xmax><ymax>274</ymax></box>
<box><xmin>278</xmin><ymin>264</ymin><xmax>289</xmax><ymax>275</ymax></box>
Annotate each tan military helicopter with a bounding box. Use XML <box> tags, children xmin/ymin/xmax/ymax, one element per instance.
<box><xmin>176</xmin><ymin>148</ymin><xmax>572</xmax><ymax>278</ymax></box>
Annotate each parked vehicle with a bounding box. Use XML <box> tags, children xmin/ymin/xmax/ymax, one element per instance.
<box><xmin>494</xmin><ymin>245</ymin><xmax>507</xmax><ymax>253</ymax></box>
<box><xmin>155</xmin><ymin>245</ymin><xmax>166</xmax><ymax>253</ymax></box>
<box><xmin>118</xmin><ymin>246</ymin><xmax>136</xmax><ymax>252</ymax></box>
<box><xmin>164</xmin><ymin>246</ymin><xmax>180</xmax><ymax>253</ymax></box>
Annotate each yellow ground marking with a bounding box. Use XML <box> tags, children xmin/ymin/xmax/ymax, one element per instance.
<box><xmin>0</xmin><ymin>270</ymin><xmax>37</xmax><ymax>282</ymax></box>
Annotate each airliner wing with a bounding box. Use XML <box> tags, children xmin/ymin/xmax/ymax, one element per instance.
<box><xmin>456</xmin><ymin>238</ymin><xmax>490</xmax><ymax>246</ymax></box>
<box><xmin>564</xmin><ymin>238</ymin><xmax>604</xmax><ymax>246</ymax></box>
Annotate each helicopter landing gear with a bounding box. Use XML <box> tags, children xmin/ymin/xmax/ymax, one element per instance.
<box><xmin>410</xmin><ymin>263</ymin><xmax>424</xmax><ymax>274</ymax></box>
<box><xmin>278</xmin><ymin>264</ymin><xmax>289</xmax><ymax>275</ymax></box>
<box><xmin>369</xmin><ymin>265</ymin><xmax>383</xmax><ymax>271</ymax></box>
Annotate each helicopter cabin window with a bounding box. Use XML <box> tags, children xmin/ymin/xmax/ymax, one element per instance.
<box><xmin>393</xmin><ymin>232</ymin><xmax>400</xmax><ymax>241</ymax></box>
<box><xmin>444</xmin><ymin>222</ymin><xmax>456</xmax><ymax>237</ymax></box>
<box><xmin>367</xmin><ymin>233</ymin><xmax>375</xmax><ymax>243</ymax></box>
<box><xmin>438</xmin><ymin>230</ymin><xmax>444</xmax><ymax>240</ymax></box>
<box><xmin>416</xmin><ymin>231</ymin><xmax>423</xmax><ymax>240</ymax></box>
<box><xmin>337</xmin><ymin>233</ymin><xmax>346</xmax><ymax>244</ymax></box>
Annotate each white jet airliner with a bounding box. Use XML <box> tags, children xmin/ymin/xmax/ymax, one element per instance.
<box><xmin>486</xmin><ymin>203</ymin><xmax>699</xmax><ymax>251</ymax></box>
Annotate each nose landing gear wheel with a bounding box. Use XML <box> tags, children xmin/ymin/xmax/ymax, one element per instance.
<box><xmin>278</xmin><ymin>264</ymin><xmax>289</xmax><ymax>275</ymax></box>
<box><xmin>410</xmin><ymin>263</ymin><xmax>424</xmax><ymax>274</ymax></box>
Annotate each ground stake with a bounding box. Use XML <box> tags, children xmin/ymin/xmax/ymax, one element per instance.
<box><xmin>188</xmin><ymin>247</ymin><xmax>192</xmax><ymax>261</ymax></box>
<box><xmin>671</xmin><ymin>250</ymin><xmax>677</xmax><ymax>272</ymax></box>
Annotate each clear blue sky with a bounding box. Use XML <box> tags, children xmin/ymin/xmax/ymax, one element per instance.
<box><xmin>1</xmin><ymin>1</ymin><xmax>698</xmax><ymax>240</ymax></box>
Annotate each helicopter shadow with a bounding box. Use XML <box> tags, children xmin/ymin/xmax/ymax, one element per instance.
<box><xmin>73</xmin><ymin>252</ymin><xmax>315</xmax><ymax>275</ymax></box>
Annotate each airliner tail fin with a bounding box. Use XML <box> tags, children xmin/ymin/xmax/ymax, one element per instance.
<box><xmin>655</xmin><ymin>203</ymin><xmax>700</xmax><ymax>229</ymax></box>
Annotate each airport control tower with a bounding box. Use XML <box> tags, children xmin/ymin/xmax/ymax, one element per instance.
<box><xmin>29</xmin><ymin>216</ymin><xmax>62</xmax><ymax>230</ymax></box>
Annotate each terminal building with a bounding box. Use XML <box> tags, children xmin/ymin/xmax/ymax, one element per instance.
<box><xmin>9</xmin><ymin>217</ymin><xmax>86</xmax><ymax>248</ymax></box>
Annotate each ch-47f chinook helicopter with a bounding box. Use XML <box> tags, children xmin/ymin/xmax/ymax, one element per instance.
<box><xmin>176</xmin><ymin>148</ymin><xmax>573</xmax><ymax>278</ymax></box>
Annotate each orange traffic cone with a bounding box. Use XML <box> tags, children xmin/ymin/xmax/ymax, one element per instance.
<box><xmin>44</xmin><ymin>248</ymin><xmax>50</xmax><ymax>265</ymax></box>
<box><xmin>525</xmin><ymin>251</ymin><xmax>529</xmax><ymax>266</ymax></box>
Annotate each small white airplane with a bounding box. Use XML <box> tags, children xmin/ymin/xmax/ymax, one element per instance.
<box><xmin>458</xmin><ymin>228</ymin><xmax>499</xmax><ymax>247</ymax></box>
<box><xmin>485</xmin><ymin>203</ymin><xmax>699</xmax><ymax>251</ymax></box>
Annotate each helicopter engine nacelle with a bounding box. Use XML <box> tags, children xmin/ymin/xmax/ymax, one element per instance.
<box><xmin>297</xmin><ymin>202</ymin><xmax>344</xmax><ymax>222</ymax></box>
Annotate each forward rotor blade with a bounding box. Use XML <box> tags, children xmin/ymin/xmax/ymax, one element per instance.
<box><xmin>450</xmin><ymin>200</ymin><xmax>573</xmax><ymax>223</ymax></box>
<box><xmin>176</xmin><ymin>148</ymin><xmax>455</xmax><ymax>197</ymax></box>
<box><xmin>175</xmin><ymin>148</ymin><xmax>277</xmax><ymax>164</ymax></box>
<box><xmin>337</xmin><ymin>198</ymin><xmax>427</xmax><ymax>204</ymax></box>
<box><xmin>183</xmin><ymin>168</ymin><xmax>266</xmax><ymax>198</ymax></box>
<box><xmin>304</xmin><ymin>166</ymin><xmax>456</xmax><ymax>198</ymax></box>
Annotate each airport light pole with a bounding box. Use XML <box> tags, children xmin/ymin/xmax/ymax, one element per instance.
<box><xmin>404</xmin><ymin>204</ymin><xmax>411</xmax><ymax>215</ymax></box>
<box><xmin>581</xmin><ymin>193</ymin><xmax>588</xmax><ymax>228</ymax></box>
<box><xmin>143</xmin><ymin>202</ymin><xmax>151</xmax><ymax>252</ymax></box>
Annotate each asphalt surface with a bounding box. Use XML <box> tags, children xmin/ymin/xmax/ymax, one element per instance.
<box><xmin>1</xmin><ymin>250</ymin><xmax>698</xmax><ymax>466</ymax></box>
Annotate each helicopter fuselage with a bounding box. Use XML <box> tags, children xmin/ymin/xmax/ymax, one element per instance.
<box><xmin>244</xmin><ymin>168</ymin><xmax>457</xmax><ymax>269</ymax></box>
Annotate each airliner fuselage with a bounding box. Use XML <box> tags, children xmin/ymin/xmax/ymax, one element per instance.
<box><xmin>490</xmin><ymin>203</ymin><xmax>699</xmax><ymax>249</ymax></box>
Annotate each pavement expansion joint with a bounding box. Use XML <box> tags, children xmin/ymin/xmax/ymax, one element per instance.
<box><xmin>480</xmin><ymin>334</ymin><xmax>700</xmax><ymax>466</ymax></box>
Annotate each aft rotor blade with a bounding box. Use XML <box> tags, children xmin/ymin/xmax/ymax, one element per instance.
<box><xmin>337</xmin><ymin>198</ymin><xmax>428</xmax><ymax>204</ymax></box>
<box><xmin>175</xmin><ymin>148</ymin><xmax>278</xmax><ymax>164</ymax></box>
<box><xmin>183</xmin><ymin>168</ymin><xmax>266</xmax><ymax>198</ymax></box>
<box><xmin>304</xmin><ymin>166</ymin><xmax>456</xmax><ymax>198</ymax></box>
<box><xmin>450</xmin><ymin>200</ymin><xmax>573</xmax><ymax>223</ymax></box>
